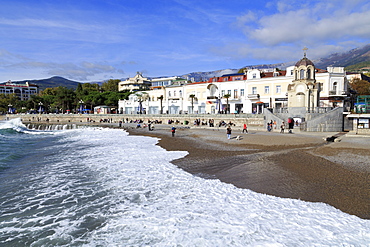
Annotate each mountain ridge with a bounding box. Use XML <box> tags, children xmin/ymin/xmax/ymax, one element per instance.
<box><xmin>4</xmin><ymin>44</ymin><xmax>370</xmax><ymax>90</ymax></box>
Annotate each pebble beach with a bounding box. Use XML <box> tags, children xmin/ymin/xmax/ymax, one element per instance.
<box><xmin>124</xmin><ymin>123</ymin><xmax>370</xmax><ymax>219</ymax></box>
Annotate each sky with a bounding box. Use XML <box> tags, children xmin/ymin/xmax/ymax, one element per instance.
<box><xmin>0</xmin><ymin>0</ymin><xmax>369</xmax><ymax>82</ymax></box>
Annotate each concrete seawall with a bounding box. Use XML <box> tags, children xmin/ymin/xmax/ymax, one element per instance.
<box><xmin>4</xmin><ymin>113</ymin><xmax>265</xmax><ymax>129</ymax></box>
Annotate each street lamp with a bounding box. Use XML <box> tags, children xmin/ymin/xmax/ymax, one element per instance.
<box><xmin>38</xmin><ymin>102</ymin><xmax>43</xmax><ymax>114</ymax></box>
<box><xmin>8</xmin><ymin>104</ymin><xmax>12</xmax><ymax>114</ymax></box>
<box><xmin>79</xmin><ymin>100</ymin><xmax>84</xmax><ymax>114</ymax></box>
<box><xmin>217</xmin><ymin>94</ymin><xmax>221</xmax><ymax>114</ymax></box>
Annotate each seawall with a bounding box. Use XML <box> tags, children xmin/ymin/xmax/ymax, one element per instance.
<box><xmin>4</xmin><ymin>113</ymin><xmax>265</xmax><ymax>128</ymax></box>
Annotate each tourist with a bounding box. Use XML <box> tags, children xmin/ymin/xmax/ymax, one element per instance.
<box><xmin>226</xmin><ymin>126</ymin><xmax>232</xmax><ymax>139</ymax></box>
<box><xmin>171</xmin><ymin>126</ymin><xmax>176</xmax><ymax>137</ymax></box>
<box><xmin>242</xmin><ymin>123</ymin><xmax>248</xmax><ymax>133</ymax></box>
<box><xmin>280</xmin><ymin>121</ymin><xmax>285</xmax><ymax>133</ymax></box>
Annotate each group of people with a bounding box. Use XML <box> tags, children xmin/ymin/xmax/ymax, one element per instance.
<box><xmin>226</xmin><ymin>123</ymin><xmax>248</xmax><ymax>139</ymax></box>
<box><xmin>279</xmin><ymin>118</ymin><xmax>295</xmax><ymax>133</ymax></box>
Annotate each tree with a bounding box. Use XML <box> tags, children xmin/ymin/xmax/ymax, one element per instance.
<box><xmin>189</xmin><ymin>94</ymin><xmax>196</xmax><ymax>114</ymax></box>
<box><xmin>223</xmin><ymin>94</ymin><xmax>231</xmax><ymax>114</ymax></box>
<box><xmin>54</xmin><ymin>86</ymin><xmax>76</xmax><ymax>113</ymax></box>
<box><xmin>157</xmin><ymin>95</ymin><xmax>164</xmax><ymax>114</ymax></box>
<box><xmin>350</xmin><ymin>78</ymin><xmax>370</xmax><ymax>95</ymax></box>
<box><xmin>101</xmin><ymin>79</ymin><xmax>120</xmax><ymax>92</ymax></box>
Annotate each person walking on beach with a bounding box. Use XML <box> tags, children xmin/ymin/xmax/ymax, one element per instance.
<box><xmin>171</xmin><ymin>126</ymin><xmax>176</xmax><ymax>137</ymax></box>
<box><xmin>226</xmin><ymin>126</ymin><xmax>232</xmax><ymax>139</ymax></box>
<box><xmin>280</xmin><ymin>121</ymin><xmax>285</xmax><ymax>133</ymax></box>
<box><xmin>242</xmin><ymin>123</ymin><xmax>248</xmax><ymax>133</ymax></box>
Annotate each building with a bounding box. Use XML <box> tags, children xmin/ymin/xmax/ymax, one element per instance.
<box><xmin>118</xmin><ymin>72</ymin><xmax>152</xmax><ymax>92</ymax></box>
<box><xmin>118</xmin><ymin>52</ymin><xmax>349</xmax><ymax>118</ymax></box>
<box><xmin>0</xmin><ymin>80</ymin><xmax>38</xmax><ymax>100</ymax></box>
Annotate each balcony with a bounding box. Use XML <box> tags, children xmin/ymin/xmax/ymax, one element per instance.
<box><xmin>247</xmin><ymin>94</ymin><xmax>259</xmax><ymax>99</ymax></box>
<box><xmin>329</xmin><ymin>90</ymin><xmax>348</xmax><ymax>96</ymax></box>
<box><xmin>207</xmin><ymin>96</ymin><xmax>218</xmax><ymax>99</ymax></box>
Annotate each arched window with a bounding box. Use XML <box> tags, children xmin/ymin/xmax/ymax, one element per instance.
<box><xmin>333</xmin><ymin>82</ymin><xmax>337</xmax><ymax>92</ymax></box>
<box><xmin>307</xmin><ymin>69</ymin><xmax>311</xmax><ymax>79</ymax></box>
<box><xmin>300</xmin><ymin>69</ymin><xmax>305</xmax><ymax>79</ymax></box>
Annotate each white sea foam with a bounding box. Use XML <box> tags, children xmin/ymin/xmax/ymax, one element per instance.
<box><xmin>58</xmin><ymin>128</ymin><xmax>369</xmax><ymax>246</ymax></box>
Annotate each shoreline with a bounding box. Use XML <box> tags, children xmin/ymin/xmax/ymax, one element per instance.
<box><xmin>6</xmin><ymin>118</ymin><xmax>369</xmax><ymax>219</ymax></box>
<box><xmin>123</xmin><ymin>123</ymin><xmax>369</xmax><ymax>219</ymax></box>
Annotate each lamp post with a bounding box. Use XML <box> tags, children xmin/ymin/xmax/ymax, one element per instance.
<box><xmin>8</xmin><ymin>104</ymin><xmax>12</xmax><ymax>114</ymax></box>
<box><xmin>38</xmin><ymin>102</ymin><xmax>43</xmax><ymax>114</ymax></box>
<box><xmin>217</xmin><ymin>94</ymin><xmax>221</xmax><ymax>114</ymax></box>
<box><xmin>79</xmin><ymin>100</ymin><xmax>84</xmax><ymax>114</ymax></box>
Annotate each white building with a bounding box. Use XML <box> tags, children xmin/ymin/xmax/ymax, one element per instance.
<box><xmin>0</xmin><ymin>80</ymin><xmax>38</xmax><ymax>100</ymax></box>
<box><xmin>118</xmin><ymin>54</ymin><xmax>349</xmax><ymax>115</ymax></box>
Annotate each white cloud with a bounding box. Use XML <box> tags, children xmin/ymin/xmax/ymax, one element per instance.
<box><xmin>225</xmin><ymin>0</ymin><xmax>370</xmax><ymax>62</ymax></box>
<box><xmin>0</xmin><ymin>49</ymin><xmax>125</xmax><ymax>81</ymax></box>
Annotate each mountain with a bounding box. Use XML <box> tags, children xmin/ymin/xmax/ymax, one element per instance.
<box><xmin>5</xmin><ymin>45</ymin><xmax>370</xmax><ymax>89</ymax></box>
<box><xmin>315</xmin><ymin>44</ymin><xmax>370</xmax><ymax>69</ymax></box>
<box><xmin>180</xmin><ymin>44</ymin><xmax>370</xmax><ymax>81</ymax></box>
<box><xmin>10</xmin><ymin>76</ymin><xmax>82</xmax><ymax>91</ymax></box>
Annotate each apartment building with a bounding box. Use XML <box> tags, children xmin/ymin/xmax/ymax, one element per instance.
<box><xmin>0</xmin><ymin>80</ymin><xmax>38</xmax><ymax>100</ymax></box>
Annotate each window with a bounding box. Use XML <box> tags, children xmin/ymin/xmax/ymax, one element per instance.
<box><xmin>174</xmin><ymin>90</ymin><xmax>176</xmax><ymax>97</ymax></box>
<box><xmin>227</xmin><ymin>90</ymin><xmax>231</xmax><ymax>95</ymax></box>
<box><xmin>276</xmin><ymin>85</ymin><xmax>281</xmax><ymax>94</ymax></box>
<box><xmin>240</xmin><ymin>89</ymin><xmax>245</xmax><ymax>96</ymax></box>
<box><xmin>179</xmin><ymin>90</ymin><xmax>182</xmax><ymax>97</ymax></box>
<box><xmin>221</xmin><ymin>90</ymin><xmax>225</xmax><ymax>96</ymax></box>
<box><xmin>253</xmin><ymin>73</ymin><xmax>256</xmax><ymax>79</ymax></box>
<box><xmin>307</xmin><ymin>69</ymin><xmax>311</xmax><ymax>79</ymax></box>
<box><xmin>300</xmin><ymin>69</ymin><xmax>305</xmax><ymax>79</ymax></box>
<box><xmin>264</xmin><ymin>86</ymin><xmax>270</xmax><ymax>94</ymax></box>
<box><xmin>168</xmin><ymin>91</ymin><xmax>171</xmax><ymax>97</ymax></box>
<box><xmin>252</xmin><ymin>87</ymin><xmax>257</xmax><ymax>94</ymax></box>
<box><xmin>333</xmin><ymin>82</ymin><xmax>337</xmax><ymax>91</ymax></box>
<box><xmin>234</xmin><ymin>89</ymin><xmax>238</xmax><ymax>98</ymax></box>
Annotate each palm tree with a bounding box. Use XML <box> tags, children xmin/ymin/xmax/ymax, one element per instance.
<box><xmin>157</xmin><ymin>95</ymin><xmax>164</xmax><ymax>114</ymax></box>
<box><xmin>223</xmin><ymin>94</ymin><xmax>231</xmax><ymax>114</ymax></box>
<box><xmin>189</xmin><ymin>94</ymin><xmax>196</xmax><ymax>114</ymax></box>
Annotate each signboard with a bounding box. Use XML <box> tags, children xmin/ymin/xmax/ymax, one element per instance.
<box><xmin>275</xmin><ymin>98</ymin><xmax>288</xmax><ymax>101</ymax></box>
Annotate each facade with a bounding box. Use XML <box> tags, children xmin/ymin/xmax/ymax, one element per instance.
<box><xmin>118</xmin><ymin>72</ymin><xmax>152</xmax><ymax>92</ymax></box>
<box><xmin>118</xmin><ymin>54</ymin><xmax>350</xmax><ymax>116</ymax></box>
<box><xmin>0</xmin><ymin>80</ymin><xmax>38</xmax><ymax>100</ymax></box>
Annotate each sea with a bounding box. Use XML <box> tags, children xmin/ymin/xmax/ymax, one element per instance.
<box><xmin>0</xmin><ymin>118</ymin><xmax>368</xmax><ymax>246</ymax></box>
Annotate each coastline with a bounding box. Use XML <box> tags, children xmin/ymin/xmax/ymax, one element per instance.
<box><xmin>123</xmin><ymin>123</ymin><xmax>370</xmax><ymax>219</ymax></box>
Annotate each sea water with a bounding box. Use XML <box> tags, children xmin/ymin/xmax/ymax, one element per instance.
<box><xmin>0</xmin><ymin>118</ymin><xmax>368</xmax><ymax>246</ymax></box>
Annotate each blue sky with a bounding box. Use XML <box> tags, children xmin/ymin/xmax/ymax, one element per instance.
<box><xmin>0</xmin><ymin>0</ymin><xmax>369</xmax><ymax>82</ymax></box>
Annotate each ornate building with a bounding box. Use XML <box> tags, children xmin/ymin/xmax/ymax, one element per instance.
<box><xmin>287</xmin><ymin>49</ymin><xmax>319</xmax><ymax>109</ymax></box>
<box><xmin>118</xmin><ymin>72</ymin><xmax>152</xmax><ymax>92</ymax></box>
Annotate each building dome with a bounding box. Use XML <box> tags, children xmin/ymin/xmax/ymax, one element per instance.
<box><xmin>295</xmin><ymin>57</ymin><xmax>315</xmax><ymax>67</ymax></box>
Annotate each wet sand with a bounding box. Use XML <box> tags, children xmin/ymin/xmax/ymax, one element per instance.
<box><xmin>124</xmin><ymin>124</ymin><xmax>370</xmax><ymax>219</ymax></box>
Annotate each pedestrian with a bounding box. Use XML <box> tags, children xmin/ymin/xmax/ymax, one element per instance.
<box><xmin>280</xmin><ymin>121</ymin><xmax>285</xmax><ymax>133</ymax></box>
<box><xmin>242</xmin><ymin>123</ymin><xmax>248</xmax><ymax>133</ymax></box>
<box><xmin>226</xmin><ymin>126</ymin><xmax>232</xmax><ymax>139</ymax></box>
<box><xmin>273</xmin><ymin>120</ymin><xmax>277</xmax><ymax>129</ymax></box>
<box><xmin>171</xmin><ymin>126</ymin><xmax>176</xmax><ymax>137</ymax></box>
<box><xmin>267</xmin><ymin>122</ymin><xmax>271</xmax><ymax>132</ymax></box>
<box><xmin>288</xmin><ymin>118</ymin><xmax>294</xmax><ymax>133</ymax></box>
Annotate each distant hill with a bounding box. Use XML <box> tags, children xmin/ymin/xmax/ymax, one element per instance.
<box><xmin>9</xmin><ymin>76</ymin><xmax>82</xmax><ymax>91</ymax></box>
